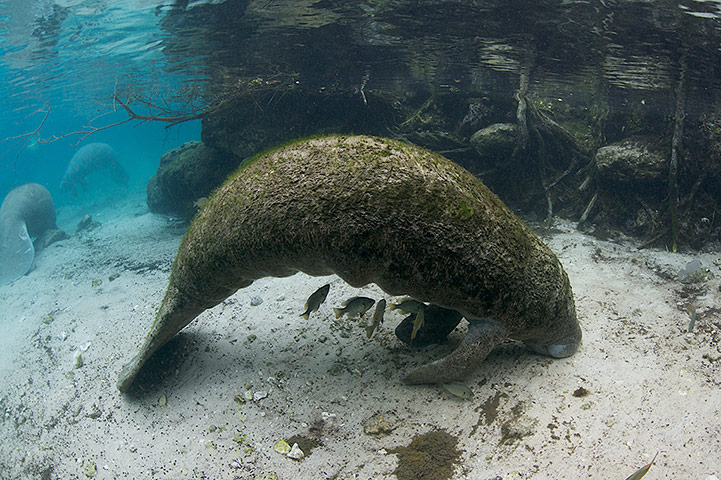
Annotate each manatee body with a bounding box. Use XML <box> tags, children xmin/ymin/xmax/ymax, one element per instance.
<box><xmin>60</xmin><ymin>142</ymin><xmax>128</xmax><ymax>196</ymax></box>
<box><xmin>0</xmin><ymin>183</ymin><xmax>58</xmax><ymax>285</ymax></box>
<box><xmin>118</xmin><ymin>135</ymin><xmax>581</xmax><ymax>392</ymax></box>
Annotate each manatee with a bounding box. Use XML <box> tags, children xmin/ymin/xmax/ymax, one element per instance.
<box><xmin>60</xmin><ymin>142</ymin><xmax>128</xmax><ymax>196</ymax></box>
<box><xmin>0</xmin><ymin>183</ymin><xmax>58</xmax><ymax>286</ymax></box>
<box><xmin>118</xmin><ymin>135</ymin><xmax>581</xmax><ymax>392</ymax></box>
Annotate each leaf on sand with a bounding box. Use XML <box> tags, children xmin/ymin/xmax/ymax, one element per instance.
<box><xmin>625</xmin><ymin>452</ymin><xmax>659</xmax><ymax>480</ymax></box>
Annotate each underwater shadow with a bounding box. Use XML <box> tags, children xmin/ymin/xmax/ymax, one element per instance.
<box><xmin>121</xmin><ymin>332</ymin><xmax>198</xmax><ymax>400</ymax></box>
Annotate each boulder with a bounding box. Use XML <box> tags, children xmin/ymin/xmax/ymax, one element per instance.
<box><xmin>469</xmin><ymin>123</ymin><xmax>517</xmax><ymax>166</ymax></box>
<box><xmin>595</xmin><ymin>137</ymin><xmax>667</xmax><ymax>185</ymax></box>
<box><xmin>147</xmin><ymin>142</ymin><xmax>241</xmax><ymax>219</ymax></box>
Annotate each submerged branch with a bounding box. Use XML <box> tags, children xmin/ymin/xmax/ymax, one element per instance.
<box><xmin>668</xmin><ymin>51</ymin><xmax>687</xmax><ymax>253</ymax></box>
<box><xmin>1</xmin><ymin>107</ymin><xmax>51</xmax><ymax>164</ymax></box>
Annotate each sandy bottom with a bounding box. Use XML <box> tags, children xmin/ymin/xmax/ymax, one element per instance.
<box><xmin>1</xmin><ymin>192</ymin><xmax>720</xmax><ymax>480</ymax></box>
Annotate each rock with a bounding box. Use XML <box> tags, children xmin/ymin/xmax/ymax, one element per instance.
<box><xmin>500</xmin><ymin>414</ymin><xmax>538</xmax><ymax>443</ymax></box>
<box><xmin>34</xmin><ymin>228</ymin><xmax>69</xmax><ymax>250</ymax></box>
<box><xmin>363</xmin><ymin>412</ymin><xmax>398</xmax><ymax>436</ymax></box>
<box><xmin>595</xmin><ymin>136</ymin><xmax>667</xmax><ymax>185</ymax></box>
<box><xmin>469</xmin><ymin>123</ymin><xmax>517</xmax><ymax>165</ymax></box>
<box><xmin>679</xmin><ymin>259</ymin><xmax>705</xmax><ymax>283</ymax></box>
<box><xmin>146</xmin><ymin>141</ymin><xmax>242</xmax><ymax>219</ymax></box>
<box><xmin>273</xmin><ymin>439</ymin><xmax>291</xmax><ymax>455</ymax></box>
<box><xmin>76</xmin><ymin>214</ymin><xmax>100</xmax><ymax>233</ymax></box>
<box><xmin>287</xmin><ymin>443</ymin><xmax>305</xmax><ymax>461</ymax></box>
<box><xmin>86</xmin><ymin>404</ymin><xmax>102</xmax><ymax>419</ymax></box>
<box><xmin>252</xmin><ymin>391</ymin><xmax>268</xmax><ymax>401</ymax></box>
<box><xmin>73</xmin><ymin>349</ymin><xmax>83</xmax><ymax>369</ymax></box>
<box><xmin>83</xmin><ymin>461</ymin><xmax>97</xmax><ymax>478</ymax></box>
<box><xmin>250</xmin><ymin>296</ymin><xmax>263</xmax><ymax>306</ymax></box>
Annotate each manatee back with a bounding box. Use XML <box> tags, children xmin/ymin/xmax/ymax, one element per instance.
<box><xmin>175</xmin><ymin>135</ymin><xmax>574</xmax><ymax>342</ymax></box>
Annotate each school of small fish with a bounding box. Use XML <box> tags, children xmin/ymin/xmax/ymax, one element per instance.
<box><xmin>299</xmin><ymin>287</ymin><xmax>428</xmax><ymax>342</ymax></box>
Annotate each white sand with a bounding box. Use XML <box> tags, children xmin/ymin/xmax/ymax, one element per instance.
<box><xmin>1</xmin><ymin>191</ymin><xmax>720</xmax><ymax>479</ymax></box>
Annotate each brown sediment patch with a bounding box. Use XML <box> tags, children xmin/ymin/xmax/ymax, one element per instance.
<box><xmin>389</xmin><ymin>429</ymin><xmax>462</xmax><ymax>480</ymax></box>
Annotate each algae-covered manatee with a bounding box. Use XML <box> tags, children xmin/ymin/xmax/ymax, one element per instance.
<box><xmin>118</xmin><ymin>135</ymin><xmax>581</xmax><ymax>392</ymax></box>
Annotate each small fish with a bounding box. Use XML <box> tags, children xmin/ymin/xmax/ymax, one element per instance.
<box><xmin>365</xmin><ymin>299</ymin><xmax>386</xmax><ymax>338</ymax></box>
<box><xmin>624</xmin><ymin>452</ymin><xmax>659</xmax><ymax>480</ymax></box>
<box><xmin>333</xmin><ymin>296</ymin><xmax>375</xmax><ymax>319</ymax></box>
<box><xmin>300</xmin><ymin>284</ymin><xmax>330</xmax><ymax>320</ymax></box>
<box><xmin>410</xmin><ymin>307</ymin><xmax>425</xmax><ymax>341</ymax></box>
<box><xmin>193</xmin><ymin>197</ymin><xmax>209</xmax><ymax>209</ymax></box>
<box><xmin>388</xmin><ymin>298</ymin><xmax>425</xmax><ymax>314</ymax></box>
<box><xmin>441</xmin><ymin>382</ymin><xmax>473</xmax><ymax>400</ymax></box>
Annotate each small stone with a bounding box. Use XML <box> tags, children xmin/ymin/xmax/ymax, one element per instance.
<box><xmin>158</xmin><ymin>395</ymin><xmax>167</xmax><ymax>407</ymax></box>
<box><xmin>273</xmin><ymin>439</ymin><xmax>291</xmax><ymax>455</ymax></box>
<box><xmin>84</xmin><ymin>461</ymin><xmax>97</xmax><ymax>478</ymax></box>
<box><xmin>86</xmin><ymin>404</ymin><xmax>102</xmax><ymax>419</ymax></box>
<box><xmin>35</xmin><ymin>228</ymin><xmax>69</xmax><ymax>249</ymax></box>
<box><xmin>287</xmin><ymin>443</ymin><xmax>305</xmax><ymax>461</ymax></box>
<box><xmin>572</xmin><ymin>387</ymin><xmax>590</xmax><ymax>397</ymax></box>
<box><xmin>91</xmin><ymin>278</ymin><xmax>102</xmax><ymax>287</ymax></box>
<box><xmin>250</xmin><ymin>296</ymin><xmax>263</xmax><ymax>306</ymax></box>
<box><xmin>327</xmin><ymin>363</ymin><xmax>345</xmax><ymax>376</ymax></box>
<box><xmin>77</xmin><ymin>214</ymin><xmax>100</xmax><ymax>233</ymax></box>
<box><xmin>276</xmin><ymin>294</ymin><xmax>285</xmax><ymax>301</ymax></box>
<box><xmin>244</xmin><ymin>391</ymin><xmax>253</xmax><ymax>402</ymax></box>
<box><xmin>501</xmin><ymin>414</ymin><xmax>538</xmax><ymax>443</ymax></box>
<box><xmin>253</xmin><ymin>391</ymin><xmax>268</xmax><ymax>402</ymax></box>
<box><xmin>73</xmin><ymin>350</ymin><xmax>83</xmax><ymax>369</ymax></box>
<box><xmin>363</xmin><ymin>413</ymin><xmax>397</xmax><ymax>436</ymax></box>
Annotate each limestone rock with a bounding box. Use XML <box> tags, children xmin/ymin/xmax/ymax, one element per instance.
<box><xmin>146</xmin><ymin>141</ymin><xmax>241</xmax><ymax>219</ymax></box>
<box><xmin>470</xmin><ymin>123</ymin><xmax>517</xmax><ymax>165</ymax></box>
<box><xmin>595</xmin><ymin>137</ymin><xmax>667</xmax><ymax>184</ymax></box>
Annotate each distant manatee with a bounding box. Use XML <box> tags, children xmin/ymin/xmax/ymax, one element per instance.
<box><xmin>60</xmin><ymin>143</ymin><xmax>128</xmax><ymax>196</ymax></box>
<box><xmin>0</xmin><ymin>183</ymin><xmax>58</xmax><ymax>286</ymax></box>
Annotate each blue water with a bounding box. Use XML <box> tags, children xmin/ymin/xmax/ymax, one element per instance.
<box><xmin>0</xmin><ymin>1</ymin><xmax>203</xmax><ymax>210</ymax></box>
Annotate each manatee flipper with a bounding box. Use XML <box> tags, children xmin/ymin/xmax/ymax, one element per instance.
<box><xmin>0</xmin><ymin>221</ymin><xmax>35</xmax><ymax>285</ymax></box>
<box><xmin>403</xmin><ymin>320</ymin><xmax>509</xmax><ymax>384</ymax></box>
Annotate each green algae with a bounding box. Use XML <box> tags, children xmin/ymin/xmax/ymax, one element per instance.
<box><xmin>389</xmin><ymin>430</ymin><xmax>462</xmax><ymax>480</ymax></box>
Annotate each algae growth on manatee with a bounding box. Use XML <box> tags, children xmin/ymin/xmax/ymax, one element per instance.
<box><xmin>117</xmin><ymin>135</ymin><xmax>581</xmax><ymax>392</ymax></box>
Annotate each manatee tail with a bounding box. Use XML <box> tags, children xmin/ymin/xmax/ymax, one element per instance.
<box><xmin>117</xmin><ymin>284</ymin><xmax>208</xmax><ymax>392</ymax></box>
<box><xmin>0</xmin><ymin>220</ymin><xmax>35</xmax><ymax>286</ymax></box>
